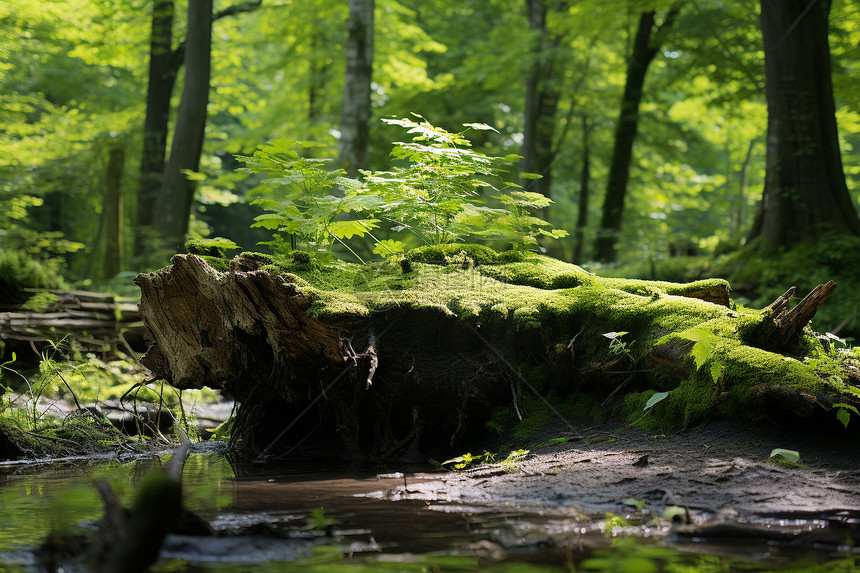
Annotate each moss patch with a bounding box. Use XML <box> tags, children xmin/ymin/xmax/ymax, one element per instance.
<box><xmin>212</xmin><ymin>245</ymin><xmax>860</xmax><ymax>438</ymax></box>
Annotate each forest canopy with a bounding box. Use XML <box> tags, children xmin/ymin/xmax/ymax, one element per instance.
<box><xmin>2</xmin><ymin>0</ymin><xmax>860</xmax><ymax>312</ymax></box>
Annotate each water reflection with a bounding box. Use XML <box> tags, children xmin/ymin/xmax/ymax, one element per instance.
<box><xmin>0</xmin><ymin>447</ymin><xmax>858</xmax><ymax>572</ymax></box>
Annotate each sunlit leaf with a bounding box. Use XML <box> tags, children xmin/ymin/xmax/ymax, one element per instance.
<box><xmin>643</xmin><ymin>391</ymin><xmax>669</xmax><ymax>411</ymax></box>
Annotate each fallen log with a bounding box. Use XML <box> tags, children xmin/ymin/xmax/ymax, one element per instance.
<box><xmin>0</xmin><ymin>289</ymin><xmax>144</xmax><ymax>354</ymax></box>
<box><xmin>134</xmin><ymin>247</ymin><xmax>860</xmax><ymax>458</ymax></box>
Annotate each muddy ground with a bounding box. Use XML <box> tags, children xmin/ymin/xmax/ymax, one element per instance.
<box><xmin>365</xmin><ymin>418</ymin><xmax>860</xmax><ymax>554</ymax></box>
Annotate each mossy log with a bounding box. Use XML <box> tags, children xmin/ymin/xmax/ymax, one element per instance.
<box><xmin>134</xmin><ymin>248</ymin><xmax>860</xmax><ymax>458</ymax></box>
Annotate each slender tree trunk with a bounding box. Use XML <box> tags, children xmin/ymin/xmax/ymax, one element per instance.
<box><xmin>747</xmin><ymin>0</ymin><xmax>860</xmax><ymax>252</ymax></box>
<box><xmin>594</xmin><ymin>7</ymin><xmax>680</xmax><ymax>262</ymax></box>
<box><xmin>572</xmin><ymin>116</ymin><xmax>591</xmax><ymax>264</ymax></box>
<box><xmin>136</xmin><ymin>0</ymin><xmax>181</xmax><ymax>257</ymax></box>
<box><xmin>102</xmin><ymin>146</ymin><xmax>126</xmax><ymax>280</ymax></box>
<box><xmin>155</xmin><ymin>0</ymin><xmax>213</xmax><ymax>252</ymax></box>
<box><xmin>520</xmin><ymin>0</ymin><xmax>559</xmax><ymax>199</ymax></box>
<box><xmin>338</xmin><ymin>0</ymin><xmax>374</xmax><ymax>178</ymax></box>
<box><xmin>734</xmin><ymin>139</ymin><xmax>755</xmax><ymax>240</ymax></box>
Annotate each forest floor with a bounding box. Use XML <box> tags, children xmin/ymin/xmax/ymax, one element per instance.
<box><xmin>369</xmin><ymin>417</ymin><xmax>860</xmax><ymax>553</ymax></box>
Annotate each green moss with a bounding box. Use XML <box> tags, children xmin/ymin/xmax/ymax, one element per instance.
<box><xmin>222</xmin><ymin>247</ymin><xmax>860</xmax><ymax>434</ymax></box>
<box><xmin>184</xmin><ymin>237</ymin><xmax>239</xmax><ymax>258</ymax></box>
<box><xmin>199</xmin><ymin>255</ymin><xmax>228</xmax><ymax>272</ymax></box>
<box><xmin>405</xmin><ymin>243</ymin><xmax>498</xmax><ymax>264</ymax></box>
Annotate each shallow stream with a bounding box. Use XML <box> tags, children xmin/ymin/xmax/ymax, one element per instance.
<box><xmin>0</xmin><ymin>443</ymin><xmax>857</xmax><ymax>572</ymax></box>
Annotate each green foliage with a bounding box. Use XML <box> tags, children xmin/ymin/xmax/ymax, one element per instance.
<box><xmin>239</xmin><ymin>140</ymin><xmax>380</xmax><ymax>259</ymax></box>
<box><xmin>441</xmin><ymin>450</ymin><xmax>496</xmax><ymax>470</ymax></box>
<box><xmin>768</xmin><ymin>447</ymin><xmax>805</xmax><ymax>469</ymax></box>
<box><xmin>363</xmin><ymin>115</ymin><xmax>565</xmax><ymax>249</ymax></box>
<box><xmin>241</xmin><ymin>118</ymin><xmax>568</xmax><ymax>261</ymax></box>
<box><xmin>21</xmin><ymin>292</ymin><xmax>60</xmax><ymax>313</ymax></box>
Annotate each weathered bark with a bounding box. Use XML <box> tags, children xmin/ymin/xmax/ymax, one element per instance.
<box><xmin>136</xmin><ymin>0</ymin><xmax>181</xmax><ymax>258</ymax></box>
<box><xmin>154</xmin><ymin>0</ymin><xmax>213</xmax><ymax>253</ymax></box>
<box><xmin>594</xmin><ymin>6</ymin><xmax>681</xmax><ymax>262</ymax></box>
<box><xmin>768</xmin><ymin>281</ymin><xmax>837</xmax><ymax>347</ymax></box>
<box><xmin>747</xmin><ymin>0</ymin><xmax>860</xmax><ymax>252</ymax></box>
<box><xmin>338</xmin><ymin>0</ymin><xmax>374</xmax><ymax>178</ymax></box>
<box><xmin>135</xmin><ymin>255</ymin><xmax>508</xmax><ymax>457</ymax></box>
<box><xmin>520</xmin><ymin>0</ymin><xmax>560</xmax><ymax>199</ymax></box>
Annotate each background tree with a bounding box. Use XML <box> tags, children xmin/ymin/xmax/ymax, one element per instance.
<box><xmin>338</xmin><ymin>0</ymin><xmax>375</xmax><ymax>177</ymax></box>
<box><xmin>747</xmin><ymin>0</ymin><xmax>860</xmax><ymax>252</ymax></box>
<box><xmin>136</xmin><ymin>0</ymin><xmax>180</xmax><ymax>259</ymax></box>
<box><xmin>520</xmin><ymin>0</ymin><xmax>562</xmax><ymax>198</ymax></box>
<box><xmin>154</xmin><ymin>0</ymin><xmax>214</xmax><ymax>253</ymax></box>
<box><xmin>594</xmin><ymin>4</ymin><xmax>681</xmax><ymax>262</ymax></box>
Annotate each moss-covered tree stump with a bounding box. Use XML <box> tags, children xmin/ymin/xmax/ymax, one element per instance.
<box><xmin>134</xmin><ymin>246</ymin><xmax>860</xmax><ymax>458</ymax></box>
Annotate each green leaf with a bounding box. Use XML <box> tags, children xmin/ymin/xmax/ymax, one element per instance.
<box><xmin>180</xmin><ymin>169</ymin><xmax>207</xmax><ymax>181</ymax></box>
<box><xmin>837</xmin><ymin>409</ymin><xmax>851</xmax><ymax>429</ymax></box>
<box><xmin>643</xmin><ymin>391</ymin><xmax>669</xmax><ymax>411</ymax></box>
<box><xmin>709</xmin><ymin>360</ymin><xmax>724</xmax><ymax>383</ymax></box>
<box><xmin>251</xmin><ymin>213</ymin><xmax>284</xmax><ymax>230</ymax></box>
<box><xmin>690</xmin><ymin>340</ymin><xmax>714</xmax><ymax>371</ymax></box>
<box><xmin>602</xmin><ymin>331</ymin><xmax>628</xmax><ymax>340</ymax></box>
<box><xmin>463</xmin><ymin>122</ymin><xmax>499</xmax><ymax>133</ymax></box>
<box><xmin>372</xmin><ymin>239</ymin><xmax>407</xmax><ymax>260</ymax></box>
<box><xmin>518</xmin><ymin>172</ymin><xmax>543</xmax><ymax>180</ymax></box>
<box><xmin>328</xmin><ymin>219</ymin><xmax>379</xmax><ymax>240</ymax></box>
<box><xmin>833</xmin><ymin>402</ymin><xmax>859</xmax><ymax>415</ymax></box>
<box><xmin>769</xmin><ymin>448</ymin><xmax>800</xmax><ymax>463</ymax></box>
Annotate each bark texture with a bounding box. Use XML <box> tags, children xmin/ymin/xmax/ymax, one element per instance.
<box><xmin>748</xmin><ymin>0</ymin><xmax>860</xmax><ymax>252</ymax></box>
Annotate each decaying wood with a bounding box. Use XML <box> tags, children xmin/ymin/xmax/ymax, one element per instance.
<box><xmin>134</xmin><ymin>255</ymin><xmax>854</xmax><ymax>458</ymax></box>
<box><xmin>0</xmin><ymin>289</ymin><xmax>143</xmax><ymax>351</ymax></box>
<box><xmin>771</xmin><ymin>281</ymin><xmax>837</xmax><ymax>346</ymax></box>
<box><xmin>135</xmin><ymin>255</ymin><xmax>510</xmax><ymax>456</ymax></box>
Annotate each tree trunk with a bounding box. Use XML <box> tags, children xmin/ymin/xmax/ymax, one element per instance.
<box><xmin>519</xmin><ymin>0</ymin><xmax>559</xmax><ymax>199</ymax></box>
<box><xmin>102</xmin><ymin>145</ymin><xmax>125</xmax><ymax>280</ymax></box>
<box><xmin>338</xmin><ymin>0</ymin><xmax>374</xmax><ymax>178</ymax></box>
<box><xmin>136</xmin><ymin>0</ymin><xmax>181</xmax><ymax>259</ymax></box>
<box><xmin>594</xmin><ymin>7</ymin><xmax>680</xmax><ymax>263</ymax></box>
<box><xmin>572</xmin><ymin>116</ymin><xmax>591</xmax><ymax>264</ymax></box>
<box><xmin>154</xmin><ymin>0</ymin><xmax>213</xmax><ymax>253</ymax></box>
<box><xmin>747</xmin><ymin>0</ymin><xmax>860</xmax><ymax>252</ymax></box>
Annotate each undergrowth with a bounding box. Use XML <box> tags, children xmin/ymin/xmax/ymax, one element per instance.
<box><xmin>0</xmin><ymin>337</ymin><xmax>218</xmax><ymax>459</ymax></box>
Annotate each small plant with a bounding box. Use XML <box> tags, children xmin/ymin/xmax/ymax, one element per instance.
<box><xmin>499</xmin><ymin>448</ymin><xmax>529</xmax><ymax>472</ymax></box>
<box><xmin>833</xmin><ymin>402</ymin><xmax>858</xmax><ymax>429</ymax></box>
<box><xmin>362</xmin><ymin>115</ymin><xmax>567</xmax><ymax>250</ymax></box>
<box><xmin>768</xmin><ymin>448</ymin><xmax>805</xmax><ymax>468</ymax></box>
<box><xmin>602</xmin><ymin>331</ymin><xmax>634</xmax><ymax>361</ymax></box>
<box><xmin>441</xmin><ymin>450</ymin><xmax>496</xmax><ymax>470</ymax></box>
<box><xmin>677</xmin><ymin>326</ymin><xmax>725</xmax><ymax>384</ymax></box>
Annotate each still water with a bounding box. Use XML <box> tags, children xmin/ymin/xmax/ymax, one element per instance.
<box><xmin>0</xmin><ymin>444</ymin><xmax>857</xmax><ymax>572</ymax></box>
